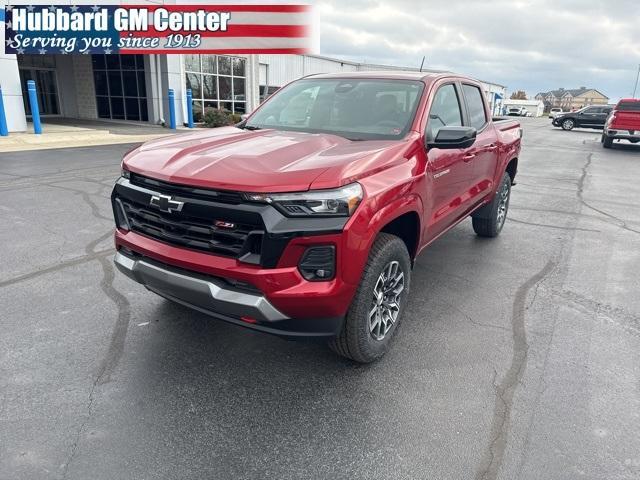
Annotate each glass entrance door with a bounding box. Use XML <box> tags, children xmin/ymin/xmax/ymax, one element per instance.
<box><xmin>19</xmin><ymin>68</ymin><xmax>61</xmax><ymax>116</ymax></box>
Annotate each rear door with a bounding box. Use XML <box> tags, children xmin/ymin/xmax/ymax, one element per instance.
<box><xmin>461</xmin><ymin>83</ymin><xmax>500</xmax><ymax>205</ymax></box>
<box><xmin>424</xmin><ymin>82</ymin><xmax>474</xmax><ymax>240</ymax></box>
<box><xmin>577</xmin><ymin>106</ymin><xmax>602</xmax><ymax>127</ymax></box>
<box><xmin>592</xmin><ymin>107</ymin><xmax>611</xmax><ymax>127</ymax></box>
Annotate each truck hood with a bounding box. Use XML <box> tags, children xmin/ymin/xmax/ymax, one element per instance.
<box><xmin>124</xmin><ymin>127</ymin><xmax>406</xmax><ymax>193</ymax></box>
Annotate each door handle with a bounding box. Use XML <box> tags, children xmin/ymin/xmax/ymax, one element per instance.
<box><xmin>462</xmin><ymin>153</ymin><xmax>476</xmax><ymax>162</ymax></box>
<box><xmin>486</xmin><ymin>144</ymin><xmax>498</xmax><ymax>151</ymax></box>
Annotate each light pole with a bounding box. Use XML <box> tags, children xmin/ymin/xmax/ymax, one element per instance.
<box><xmin>633</xmin><ymin>64</ymin><xmax>640</xmax><ymax>98</ymax></box>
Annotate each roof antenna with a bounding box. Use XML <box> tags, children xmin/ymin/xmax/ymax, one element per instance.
<box><xmin>419</xmin><ymin>56</ymin><xmax>426</xmax><ymax>72</ymax></box>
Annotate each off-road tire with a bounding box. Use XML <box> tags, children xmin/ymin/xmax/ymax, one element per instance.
<box><xmin>472</xmin><ymin>172</ymin><xmax>511</xmax><ymax>238</ymax></box>
<box><xmin>602</xmin><ymin>134</ymin><xmax>613</xmax><ymax>148</ymax></box>
<box><xmin>329</xmin><ymin>233</ymin><xmax>411</xmax><ymax>363</ymax></box>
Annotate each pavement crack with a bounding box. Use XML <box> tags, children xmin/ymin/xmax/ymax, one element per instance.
<box><xmin>61</xmin><ymin>230</ymin><xmax>131</xmax><ymax>476</ymax></box>
<box><xmin>440</xmin><ymin>298</ymin><xmax>511</xmax><ymax>333</ymax></box>
<box><xmin>576</xmin><ymin>153</ymin><xmax>640</xmax><ymax>235</ymax></box>
<box><xmin>474</xmin><ymin>260</ymin><xmax>557</xmax><ymax>480</ymax></box>
<box><xmin>552</xmin><ymin>289</ymin><xmax>640</xmax><ymax>337</ymax></box>
<box><xmin>0</xmin><ymin>247</ymin><xmax>114</xmax><ymax>288</ymax></box>
<box><xmin>46</xmin><ymin>183</ymin><xmax>113</xmax><ymax>223</ymax></box>
<box><xmin>508</xmin><ymin>216</ymin><xmax>600</xmax><ymax>233</ymax></box>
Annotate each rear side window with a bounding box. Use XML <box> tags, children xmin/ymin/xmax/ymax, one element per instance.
<box><xmin>426</xmin><ymin>84</ymin><xmax>462</xmax><ymax>141</ymax></box>
<box><xmin>462</xmin><ymin>84</ymin><xmax>487</xmax><ymax>130</ymax></box>
<box><xmin>617</xmin><ymin>101</ymin><xmax>640</xmax><ymax>111</ymax></box>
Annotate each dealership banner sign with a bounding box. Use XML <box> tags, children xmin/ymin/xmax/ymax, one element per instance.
<box><xmin>2</xmin><ymin>3</ymin><xmax>315</xmax><ymax>54</ymax></box>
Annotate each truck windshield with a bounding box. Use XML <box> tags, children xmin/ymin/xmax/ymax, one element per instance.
<box><xmin>244</xmin><ymin>78</ymin><xmax>424</xmax><ymax>140</ymax></box>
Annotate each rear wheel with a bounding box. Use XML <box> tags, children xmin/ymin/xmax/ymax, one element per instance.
<box><xmin>561</xmin><ymin>118</ymin><xmax>575</xmax><ymax>131</ymax></box>
<box><xmin>329</xmin><ymin>233</ymin><xmax>411</xmax><ymax>363</ymax></box>
<box><xmin>472</xmin><ymin>172</ymin><xmax>511</xmax><ymax>238</ymax></box>
<box><xmin>602</xmin><ymin>134</ymin><xmax>613</xmax><ymax>148</ymax></box>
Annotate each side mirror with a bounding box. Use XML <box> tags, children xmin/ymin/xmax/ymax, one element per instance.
<box><xmin>240</xmin><ymin>114</ymin><xmax>249</xmax><ymax>121</ymax></box>
<box><xmin>427</xmin><ymin>126</ymin><xmax>477</xmax><ymax>149</ymax></box>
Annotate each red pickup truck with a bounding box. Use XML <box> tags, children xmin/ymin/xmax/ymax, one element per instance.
<box><xmin>602</xmin><ymin>98</ymin><xmax>640</xmax><ymax>148</ymax></box>
<box><xmin>112</xmin><ymin>72</ymin><xmax>521</xmax><ymax>362</ymax></box>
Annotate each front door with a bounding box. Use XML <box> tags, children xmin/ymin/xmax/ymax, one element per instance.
<box><xmin>424</xmin><ymin>83</ymin><xmax>474</xmax><ymax>241</ymax></box>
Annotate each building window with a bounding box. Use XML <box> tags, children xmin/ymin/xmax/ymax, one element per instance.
<box><xmin>92</xmin><ymin>54</ymin><xmax>148</xmax><ymax>121</ymax></box>
<box><xmin>185</xmin><ymin>55</ymin><xmax>246</xmax><ymax>117</ymax></box>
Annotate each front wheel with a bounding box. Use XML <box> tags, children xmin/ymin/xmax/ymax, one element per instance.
<box><xmin>561</xmin><ymin>118</ymin><xmax>575</xmax><ymax>130</ymax></box>
<box><xmin>472</xmin><ymin>172</ymin><xmax>511</xmax><ymax>238</ymax></box>
<box><xmin>329</xmin><ymin>233</ymin><xmax>411</xmax><ymax>363</ymax></box>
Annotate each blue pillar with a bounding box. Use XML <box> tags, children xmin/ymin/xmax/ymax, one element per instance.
<box><xmin>0</xmin><ymin>85</ymin><xmax>8</xmax><ymax>137</ymax></box>
<box><xmin>186</xmin><ymin>89</ymin><xmax>194</xmax><ymax>128</ymax></box>
<box><xmin>27</xmin><ymin>80</ymin><xmax>42</xmax><ymax>134</ymax></box>
<box><xmin>168</xmin><ymin>89</ymin><xmax>176</xmax><ymax>130</ymax></box>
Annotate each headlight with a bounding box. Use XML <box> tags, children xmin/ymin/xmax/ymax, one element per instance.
<box><xmin>245</xmin><ymin>183</ymin><xmax>363</xmax><ymax>217</ymax></box>
<box><xmin>120</xmin><ymin>167</ymin><xmax>130</xmax><ymax>179</ymax></box>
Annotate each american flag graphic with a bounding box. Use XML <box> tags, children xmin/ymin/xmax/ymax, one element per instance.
<box><xmin>3</xmin><ymin>3</ymin><xmax>314</xmax><ymax>55</ymax></box>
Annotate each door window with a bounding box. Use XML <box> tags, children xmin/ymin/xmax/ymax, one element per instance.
<box><xmin>426</xmin><ymin>84</ymin><xmax>462</xmax><ymax>142</ymax></box>
<box><xmin>462</xmin><ymin>84</ymin><xmax>488</xmax><ymax>130</ymax></box>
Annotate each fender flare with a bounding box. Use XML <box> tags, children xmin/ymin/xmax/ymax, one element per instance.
<box><xmin>366</xmin><ymin>193</ymin><xmax>423</xmax><ymax>254</ymax></box>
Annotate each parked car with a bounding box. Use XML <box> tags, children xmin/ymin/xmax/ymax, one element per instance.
<box><xmin>549</xmin><ymin>107</ymin><xmax>564</xmax><ymax>119</ymax></box>
<box><xmin>507</xmin><ymin>106</ymin><xmax>528</xmax><ymax>116</ymax></box>
<box><xmin>602</xmin><ymin>98</ymin><xmax>640</xmax><ymax>148</ymax></box>
<box><xmin>111</xmin><ymin>72</ymin><xmax>522</xmax><ymax>362</ymax></box>
<box><xmin>552</xmin><ymin>105</ymin><xmax>613</xmax><ymax>130</ymax></box>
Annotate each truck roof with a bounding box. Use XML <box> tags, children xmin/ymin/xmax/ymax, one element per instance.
<box><xmin>304</xmin><ymin>71</ymin><xmax>452</xmax><ymax>82</ymax></box>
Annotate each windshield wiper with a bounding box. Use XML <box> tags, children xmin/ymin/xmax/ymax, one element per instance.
<box><xmin>243</xmin><ymin>125</ymin><xmax>262</xmax><ymax>131</ymax></box>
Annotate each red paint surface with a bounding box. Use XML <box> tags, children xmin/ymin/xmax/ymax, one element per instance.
<box><xmin>118</xmin><ymin>73</ymin><xmax>521</xmax><ymax>320</ymax></box>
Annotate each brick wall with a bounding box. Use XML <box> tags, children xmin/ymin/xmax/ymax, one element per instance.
<box><xmin>72</xmin><ymin>55</ymin><xmax>97</xmax><ymax>119</ymax></box>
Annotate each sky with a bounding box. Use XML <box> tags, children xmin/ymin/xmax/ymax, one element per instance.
<box><xmin>314</xmin><ymin>0</ymin><xmax>640</xmax><ymax>101</ymax></box>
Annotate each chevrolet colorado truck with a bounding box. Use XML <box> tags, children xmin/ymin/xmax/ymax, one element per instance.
<box><xmin>601</xmin><ymin>98</ymin><xmax>640</xmax><ymax>148</ymax></box>
<box><xmin>112</xmin><ymin>72</ymin><xmax>522</xmax><ymax>363</ymax></box>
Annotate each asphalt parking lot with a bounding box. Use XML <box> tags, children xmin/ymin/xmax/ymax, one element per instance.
<box><xmin>1</xmin><ymin>118</ymin><xmax>639</xmax><ymax>480</ymax></box>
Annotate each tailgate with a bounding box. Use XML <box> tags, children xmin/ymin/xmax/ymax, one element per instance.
<box><xmin>613</xmin><ymin>112</ymin><xmax>640</xmax><ymax>131</ymax></box>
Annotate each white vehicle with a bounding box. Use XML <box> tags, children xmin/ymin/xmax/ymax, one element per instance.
<box><xmin>507</xmin><ymin>106</ymin><xmax>528</xmax><ymax>116</ymax></box>
<box><xmin>549</xmin><ymin>107</ymin><xmax>564</xmax><ymax>119</ymax></box>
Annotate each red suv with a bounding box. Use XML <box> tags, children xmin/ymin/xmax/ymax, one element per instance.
<box><xmin>602</xmin><ymin>99</ymin><xmax>640</xmax><ymax>148</ymax></box>
<box><xmin>112</xmin><ymin>72</ymin><xmax>521</xmax><ymax>362</ymax></box>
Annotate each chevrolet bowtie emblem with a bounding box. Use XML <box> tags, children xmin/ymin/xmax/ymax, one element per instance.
<box><xmin>150</xmin><ymin>194</ymin><xmax>184</xmax><ymax>213</ymax></box>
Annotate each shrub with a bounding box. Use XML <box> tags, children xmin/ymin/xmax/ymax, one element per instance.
<box><xmin>203</xmin><ymin>108</ymin><xmax>237</xmax><ymax>128</ymax></box>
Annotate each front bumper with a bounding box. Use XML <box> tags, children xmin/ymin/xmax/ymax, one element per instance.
<box><xmin>114</xmin><ymin>248</ymin><xmax>344</xmax><ymax>337</ymax></box>
<box><xmin>110</xmin><ymin>173</ymin><xmax>375</xmax><ymax>336</ymax></box>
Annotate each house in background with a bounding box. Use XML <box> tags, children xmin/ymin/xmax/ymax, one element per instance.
<box><xmin>535</xmin><ymin>87</ymin><xmax>609</xmax><ymax>111</ymax></box>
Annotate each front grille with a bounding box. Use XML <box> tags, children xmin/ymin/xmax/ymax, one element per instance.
<box><xmin>114</xmin><ymin>174</ymin><xmax>265</xmax><ymax>260</ymax></box>
<box><xmin>120</xmin><ymin>199</ymin><xmax>262</xmax><ymax>258</ymax></box>
<box><xmin>129</xmin><ymin>173</ymin><xmax>245</xmax><ymax>204</ymax></box>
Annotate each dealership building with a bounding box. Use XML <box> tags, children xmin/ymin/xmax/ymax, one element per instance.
<box><xmin>0</xmin><ymin>52</ymin><xmax>507</xmax><ymax>133</ymax></box>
